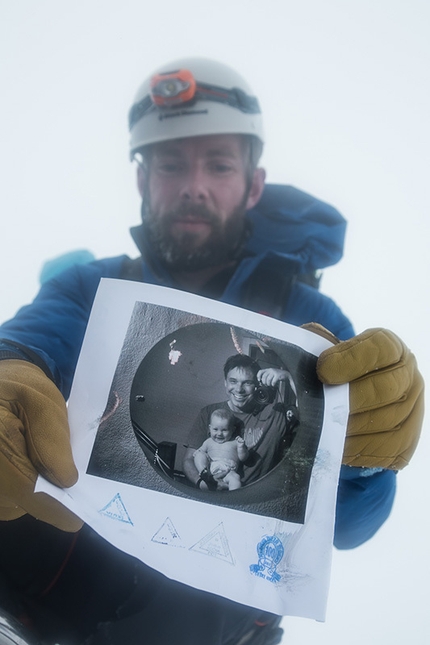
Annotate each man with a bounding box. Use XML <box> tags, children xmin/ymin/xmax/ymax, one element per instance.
<box><xmin>184</xmin><ymin>355</ymin><xmax>297</xmax><ymax>488</ymax></box>
<box><xmin>0</xmin><ymin>58</ymin><xmax>424</xmax><ymax>644</ymax></box>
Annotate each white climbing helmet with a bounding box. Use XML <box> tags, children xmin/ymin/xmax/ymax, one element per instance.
<box><xmin>128</xmin><ymin>57</ymin><xmax>264</xmax><ymax>158</ymax></box>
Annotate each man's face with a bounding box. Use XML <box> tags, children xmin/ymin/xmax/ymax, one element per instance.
<box><xmin>140</xmin><ymin>134</ymin><xmax>261</xmax><ymax>271</ymax></box>
<box><xmin>225</xmin><ymin>366</ymin><xmax>257</xmax><ymax>412</ymax></box>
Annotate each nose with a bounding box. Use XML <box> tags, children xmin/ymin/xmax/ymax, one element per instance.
<box><xmin>179</xmin><ymin>166</ymin><xmax>209</xmax><ymax>203</ymax></box>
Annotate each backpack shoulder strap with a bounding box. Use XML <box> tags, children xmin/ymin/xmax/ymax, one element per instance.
<box><xmin>239</xmin><ymin>255</ymin><xmax>299</xmax><ymax>320</ymax></box>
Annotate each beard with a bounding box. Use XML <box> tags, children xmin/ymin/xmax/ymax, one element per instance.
<box><xmin>141</xmin><ymin>197</ymin><xmax>249</xmax><ymax>272</ymax></box>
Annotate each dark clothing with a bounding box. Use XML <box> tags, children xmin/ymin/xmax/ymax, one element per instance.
<box><xmin>0</xmin><ymin>519</ymin><xmax>273</xmax><ymax>645</ymax></box>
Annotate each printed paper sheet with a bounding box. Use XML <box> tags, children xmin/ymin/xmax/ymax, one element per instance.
<box><xmin>36</xmin><ymin>278</ymin><xmax>348</xmax><ymax>620</ymax></box>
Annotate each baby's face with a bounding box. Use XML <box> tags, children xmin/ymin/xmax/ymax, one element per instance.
<box><xmin>209</xmin><ymin>418</ymin><xmax>233</xmax><ymax>443</ymax></box>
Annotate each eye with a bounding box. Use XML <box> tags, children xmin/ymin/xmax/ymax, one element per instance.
<box><xmin>161</xmin><ymin>164</ymin><xmax>179</xmax><ymax>173</ymax></box>
<box><xmin>209</xmin><ymin>161</ymin><xmax>234</xmax><ymax>174</ymax></box>
<box><xmin>156</xmin><ymin>160</ymin><xmax>184</xmax><ymax>174</ymax></box>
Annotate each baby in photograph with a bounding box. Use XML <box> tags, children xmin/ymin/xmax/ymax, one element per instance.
<box><xmin>193</xmin><ymin>408</ymin><xmax>248</xmax><ymax>490</ymax></box>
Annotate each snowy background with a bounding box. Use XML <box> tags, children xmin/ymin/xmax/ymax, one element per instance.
<box><xmin>1</xmin><ymin>1</ymin><xmax>429</xmax><ymax>642</ymax></box>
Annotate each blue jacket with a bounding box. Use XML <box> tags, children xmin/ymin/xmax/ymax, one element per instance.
<box><xmin>0</xmin><ymin>184</ymin><xmax>396</xmax><ymax>549</ymax></box>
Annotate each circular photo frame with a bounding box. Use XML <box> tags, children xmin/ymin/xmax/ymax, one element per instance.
<box><xmin>128</xmin><ymin>322</ymin><xmax>322</xmax><ymax>518</ymax></box>
<box><xmin>87</xmin><ymin>312</ymin><xmax>324</xmax><ymax>523</ymax></box>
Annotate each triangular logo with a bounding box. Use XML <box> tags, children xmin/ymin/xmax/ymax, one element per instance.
<box><xmin>190</xmin><ymin>523</ymin><xmax>234</xmax><ymax>564</ymax></box>
<box><xmin>152</xmin><ymin>517</ymin><xmax>183</xmax><ymax>547</ymax></box>
<box><xmin>99</xmin><ymin>493</ymin><xmax>134</xmax><ymax>525</ymax></box>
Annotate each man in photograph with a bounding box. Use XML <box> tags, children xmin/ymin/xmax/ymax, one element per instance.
<box><xmin>184</xmin><ymin>354</ymin><xmax>297</xmax><ymax>488</ymax></box>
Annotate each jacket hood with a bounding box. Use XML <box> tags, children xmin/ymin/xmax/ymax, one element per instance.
<box><xmin>245</xmin><ymin>184</ymin><xmax>346</xmax><ymax>274</ymax></box>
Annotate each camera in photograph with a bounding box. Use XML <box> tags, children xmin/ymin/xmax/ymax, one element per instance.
<box><xmin>254</xmin><ymin>385</ymin><xmax>276</xmax><ymax>405</ymax></box>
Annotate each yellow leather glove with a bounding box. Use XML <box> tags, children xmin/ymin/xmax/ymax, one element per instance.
<box><xmin>303</xmin><ymin>324</ymin><xmax>424</xmax><ymax>470</ymax></box>
<box><xmin>0</xmin><ymin>359</ymin><xmax>83</xmax><ymax>531</ymax></box>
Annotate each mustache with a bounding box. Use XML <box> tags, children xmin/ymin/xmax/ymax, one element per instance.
<box><xmin>163</xmin><ymin>203</ymin><xmax>219</xmax><ymax>224</ymax></box>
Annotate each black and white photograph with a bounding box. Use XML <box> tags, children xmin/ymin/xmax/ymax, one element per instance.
<box><xmin>87</xmin><ymin>302</ymin><xmax>324</xmax><ymax>523</ymax></box>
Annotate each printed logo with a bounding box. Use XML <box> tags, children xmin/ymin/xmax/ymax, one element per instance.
<box><xmin>98</xmin><ymin>493</ymin><xmax>134</xmax><ymax>525</ymax></box>
<box><xmin>190</xmin><ymin>522</ymin><xmax>234</xmax><ymax>564</ymax></box>
<box><xmin>152</xmin><ymin>517</ymin><xmax>184</xmax><ymax>547</ymax></box>
<box><xmin>250</xmin><ymin>535</ymin><xmax>284</xmax><ymax>583</ymax></box>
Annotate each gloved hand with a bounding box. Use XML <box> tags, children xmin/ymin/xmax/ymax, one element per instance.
<box><xmin>0</xmin><ymin>359</ymin><xmax>83</xmax><ymax>531</ymax></box>
<box><xmin>302</xmin><ymin>324</ymin><xmax>424</xmax><ymax>470</ymax></box>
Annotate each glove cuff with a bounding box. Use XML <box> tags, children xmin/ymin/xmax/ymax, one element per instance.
<box><xmin>0</xmin><ymin>340</ymin><xmax>54</xmax><ymax>383</ymax></box>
